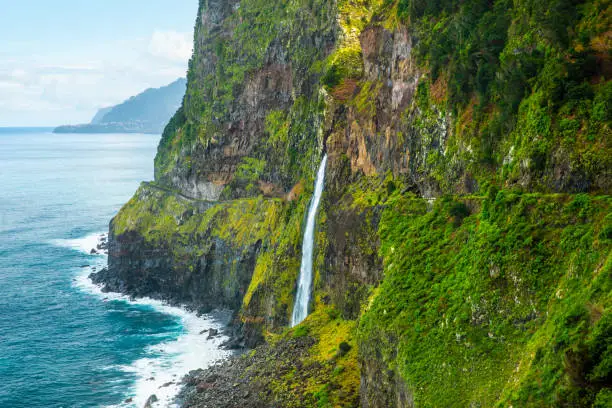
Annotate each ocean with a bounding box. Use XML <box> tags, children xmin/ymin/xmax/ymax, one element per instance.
<box><xmin>0</xmin><ymin>129</ymin><xmax>229</xmax><ymax>408</ymax></box>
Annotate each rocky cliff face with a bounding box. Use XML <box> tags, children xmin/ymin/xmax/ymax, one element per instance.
<box><xmin>154</xmin><ymin>0</ymin><xmax>338</xmax><ymax>200</ymax></box>
<box><xmin>95</xmin><ymin>0</ymin><xmax>611</xmax><ymax>406</ymax></box>
<box><xmin>92</xmin><ymin>184</ymin><xmax>262</xmax><ymax>313</ymax></box>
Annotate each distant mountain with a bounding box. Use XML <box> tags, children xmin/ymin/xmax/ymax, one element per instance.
<box><xmin>54</xmin><ymin>78</ymin><xmax>186</xmax><ymax>134</ymax></box>
<box><xmin>90</xmin><ymin>107</ymin><xmax>113</xmax><ymax>125</ymax></box>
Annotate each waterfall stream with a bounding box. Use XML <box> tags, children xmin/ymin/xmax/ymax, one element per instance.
<box><xmin>291</xmin><ymin>154</ymin><xmax>328</xmax><ymax>327</ymax></box>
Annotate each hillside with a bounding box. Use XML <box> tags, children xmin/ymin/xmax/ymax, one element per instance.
<box><xmin>54</xmin><ymin>78</ymin><xmax>186</xmax><ymax>134</ymax></box>
<box><xmin>93</xmin><ymin>0</ymin><xmax>610</xmax><ymax>407</ymax></box>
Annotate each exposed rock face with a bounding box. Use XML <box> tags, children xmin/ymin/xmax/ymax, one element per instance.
<box><xmin>91</xmin><ymin>228</ymin><xmax>260</xmax><ymax>312</ymax></box>
<box><xmin>91</xmin><ymin>184</ymin><xmax>263</xmax><ymax>313</ymax></box>
<box><xmin>325</xmin><ymin>24</ymin><xmax>457</xmax><ymax>200</ymax></box>
<box><xmin>360</xmin><ymin>357</ymin><xmax>413</xmax><ymax>408</ymax></box>
<box><xmin>320</xmin><ymin>183</ymin><xmax>384</xmax><ymax>320</ymax></box>
<box><xmin>93</xmin><ymin>181</ymin><xmax>309</xmax><ymax>346</ymax></box>
<box><xmin>155</xmin><ymin>0</ymin><xmax>338</xmax><ymax>200</ymax></box>
<box><xmin>347</xmin><ymin>26</ymin><xmax>420</xmax><ymax>177</ymax></box>
<box><xmin>170</xmin><ymin>178</ymin><xmax>225</xmax><ymax>201</ymax></box>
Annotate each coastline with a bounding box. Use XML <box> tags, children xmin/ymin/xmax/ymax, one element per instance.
<box><xmin>58</xmin><ymin>233</ymin><xmax>234</xmax><ymax>408</ymax></box>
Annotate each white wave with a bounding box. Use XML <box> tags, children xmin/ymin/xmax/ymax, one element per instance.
<box><xmin>73</xmin><ymin>267</ymin><xmax>231</xmax><ymax>408</ymax></box>
<box><xmin>51</xmin><ymin>232</ymin><xmax>108</xmax><ymax>255</ymax></box>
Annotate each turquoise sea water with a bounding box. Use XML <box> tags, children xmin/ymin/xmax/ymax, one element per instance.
<box><xmin>0</xmin><ymin>129</ymin><xmax>228</xmax><ymax>408</ymax></box>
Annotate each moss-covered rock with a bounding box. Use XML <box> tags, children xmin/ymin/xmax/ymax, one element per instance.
<box><xmin>94</xmin><ymin>183</ymin><xmax>287</xmax><ymax>316</ymax></box>
<box><xmin>155</xmin><ymin>0</ymin><xmax>338</xmax><ymax>200</ymax></box>
<box><xmin>181</xmin><ymin>307</ymin><xmax>360</xmax><ymax>408</ymax></box>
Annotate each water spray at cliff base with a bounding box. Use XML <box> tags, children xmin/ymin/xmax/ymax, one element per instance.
<box><xmin>291</xmin><ymin>154</ymin><xmax>328</xmax><ymax>327</ymax></box>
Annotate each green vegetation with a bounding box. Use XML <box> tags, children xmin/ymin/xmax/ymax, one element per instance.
<box><xmin>322</xmin><ymin>45</ymin><xmax>364</xmax><ymax>91</ymax></box>
<box><xmin>113</xmin><ymin>183</ymin><xmax>282</xmax><ymax>249</ymax></box>
<box><xmin>403</xmin><ymin>0</ymin><xmax>609</xmax><ymax>191</ymax></box>
<box><xmin>359</xmin><ymin>190</ymin><xmax>611</xmax><ymax>406</ymax></box>
<box><xmin>231</xmin><ymin>158</ymin><xmax>268</xmax><ymax>197</ymax></box>
<box><xmin>156</xmin><ymin>0</ymin><xmax>337</xmax><ymax>187</ymax></box>
<box><xmin>113</xmin><ymin>182</ymin><xmax>317</xmax><ymax>331</ymax></box>
<box><xmin>320</xmin><ymin>0</ymin><xmax>610</xmax><ymax>194</ymax></box>
<box><xmin>249</xmin><ymin>306</ymin><xmax>360</xmax><ymax>407</ymax></box>
<box><xmin>241</xmin><ymin>188</ymin><xmax>312</xmax><ymax>326</ymax></box>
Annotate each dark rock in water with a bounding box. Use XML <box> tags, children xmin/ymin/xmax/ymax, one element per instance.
<box><xmin>144</xmin><ymin>394</ymin><xmax>158</xmax><ymax>408</ymax></box>
<box><xmin>90</xmin><ymin>249</ymin><xmax>98</xmax><ymax>255</ymax></box>
<box><xmin>222</xmin><ymin>336</ymin><xmax>246</xmax><ymax>350</ymax></box>
<box><xmin>206</xmin><ymin>328</ymin><xmax>219</xmax><ymax>339</ymax></box>
<box><xmin>89</xmin><ymin>267</ymin><xmax>130</xmax><ymax>295</ymax></box>
<box><xmin>228</xmin><ymin>342</ymin><xmax>242</xmax><ymax>350</ymax></box>
<box><xmin>80</xmin><ymin>265</ymin><xmax>90</xmax><ymax>268</ymax></box>
<box><xmin>160</xmin><ymin>381</ymin><xmax>174</xmax><ymax>388</ymax></box>
<box><xmin>124</xmin><ymin>397</ymin><xmax>133</xmax><ymax>403</ymax></box>
<box><xmin>96</xmin><ymin>235</ymin><xmax>109</xmax><ymax>252</ymax></box>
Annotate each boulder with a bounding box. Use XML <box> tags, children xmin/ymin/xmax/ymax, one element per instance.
<box><xmin>143</xmin><ymin>394</ymin><xmax>158</xmax><ymax>408</ymax></box>
<box><xmin>207</xmin><ymin>328</ymin><xmax>219</xmax><ymax>339</ymax></box>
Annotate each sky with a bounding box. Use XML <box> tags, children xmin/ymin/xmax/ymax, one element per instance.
<box><xmin>0</xmin><ymin>0</ymin><xmax>199</xmax><ymax>126</ymax></box>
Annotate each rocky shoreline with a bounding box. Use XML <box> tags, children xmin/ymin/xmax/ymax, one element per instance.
<box><xmin>89</xmin><ymin>233</ymin><xmax>108</xmax><ymax>255</ymax></box>
<box><xmin>88</xmin><ymin>266</ymin><xmax>250</xmax><ymax>350</ymax></box>
<box><xmin>88</xmin><ymin>268</ymin><xmax>254</xmax><ymax>407</ymax></box>
<box><xmin>84</xmin><ymin>234</ymin><xmax>249</xmax><ymax>408</ymax></box>
<box><xmin>177</xmin><ymin>336</ymin><xmax>316</xmax><ymax>408</ymax></box>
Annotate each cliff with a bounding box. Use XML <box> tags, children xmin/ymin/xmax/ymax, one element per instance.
<box><xmin>54</xmin><ymin>78</ymin><xmax>186</xmax><ymax>134</ymax></box>
<box><xmin>93</xmin><ymin>0</ymin><xmax>611</xmax><ymax>406</ymax></box>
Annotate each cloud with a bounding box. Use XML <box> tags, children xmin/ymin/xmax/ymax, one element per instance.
<box><xmin>0</xmin><ymin>31</ymin><xmax>193</xmax><ymax>126</ymax></box>
<box><xmin>148</xmin><ymin>30</ymin><xmax>193</xmax><ymax>63</ymax></box>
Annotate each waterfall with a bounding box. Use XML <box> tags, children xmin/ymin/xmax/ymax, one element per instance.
<box><xmin>291</xmin><ymin>154</ymin><xmax>328</xmax><ymax>327</ymax></box>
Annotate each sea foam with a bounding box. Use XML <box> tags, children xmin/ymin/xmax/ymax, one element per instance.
<box><xmin>50</xmin><ymin>232</ymin><xmax>108</xmax><ymax>255</ymax></box>
<box><xmin>63</xmin><ymin>234</ymin><xmax>231</xmax><ymax>407</ymax></box>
